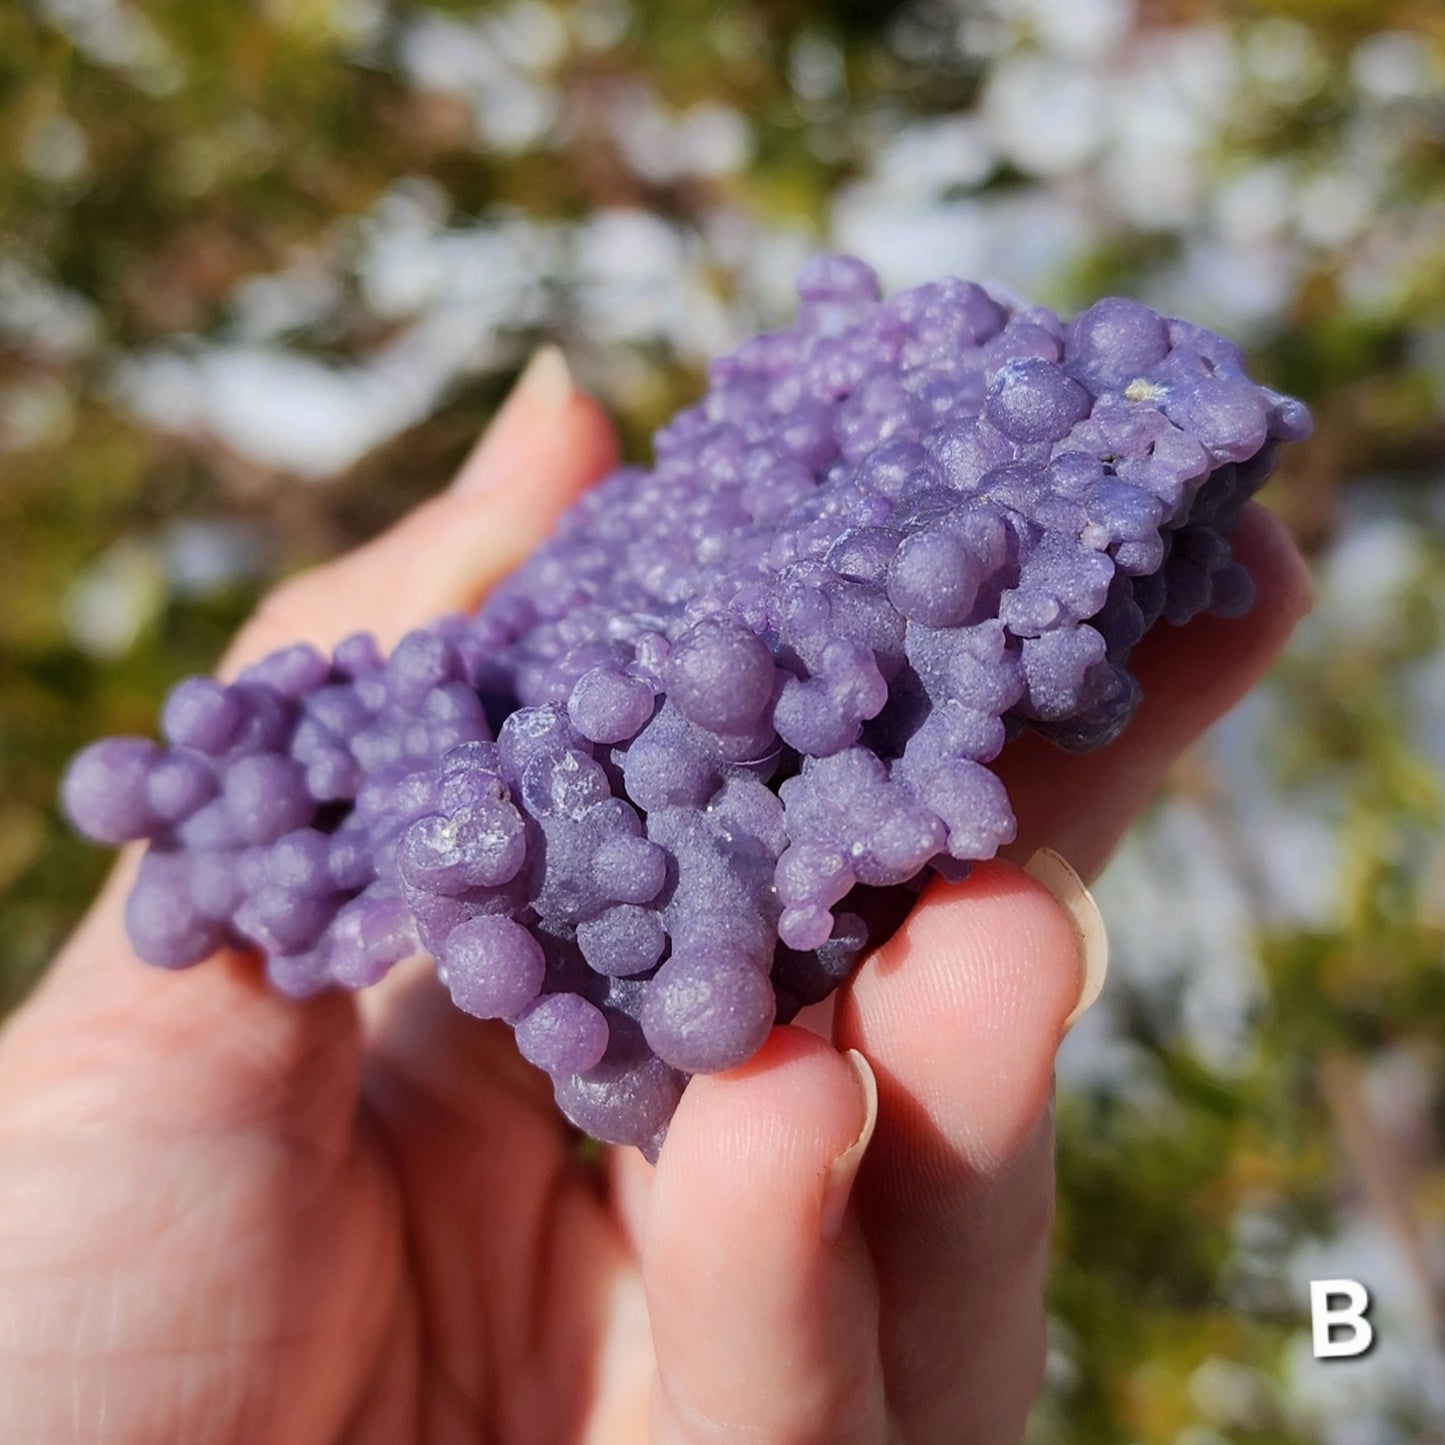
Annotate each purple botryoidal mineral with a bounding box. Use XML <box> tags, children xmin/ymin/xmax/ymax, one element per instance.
<box><xmin>62</xmin><ymin>256</ymin><xmax>1312</xmax><ymax>1158</ymax></box>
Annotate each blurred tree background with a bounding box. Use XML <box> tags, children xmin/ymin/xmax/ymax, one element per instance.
<box><xmin>2</xmin><ymin>0</ymin><xmax>1444</xmax><ymax>1438</ymax></box>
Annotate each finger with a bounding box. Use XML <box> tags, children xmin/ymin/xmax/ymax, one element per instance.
<box><xmin>226</xmin><ymin>346</ymin><xmax>617</xmax><ymax>670</ymax></box>
<box><xmin>998</xmin><ymin>502</ymin><xmax>1313</xmax><ymax>880</ymax></box>
<box><xmin>355</xmin><ymin>962</ymin><xmax>645</xmax><ymax>1445</ymax></box>
<box><xmin>12</xmin><ymin>352</ymin><xmax>618</xmax><ymax>1094</ymax></box>
<box><xmin>606</xmin><ymin>1141</ymin><xmax>656</xmax><ymax>1264</ymax></box>
<box><xmin>643</xmin><ymin>1027</ymin><xmax>888</xmax><ymax>1445</ymax></box>
<box><xmin>833</xmin><ymin>860</ymin><xmax>1082</xmax><ymax>1445</ymax></box>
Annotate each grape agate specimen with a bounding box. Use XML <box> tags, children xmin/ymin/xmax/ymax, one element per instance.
<box><xmin>62</xmin><ymin>256</ymin><xmax>1312</xmax><ymax>1159</ymax></box>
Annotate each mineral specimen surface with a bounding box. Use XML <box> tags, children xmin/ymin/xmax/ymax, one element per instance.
<box><xmin>62</xmin><ymin>256</ymin><xmax>1311</xmax><ymax>1157</ymax></box>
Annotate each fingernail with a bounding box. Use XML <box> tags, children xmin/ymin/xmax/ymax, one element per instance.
<box><xmin>451</xmin><ymin>345</ymin><xmax>574</xmax><ymax>495</ymax></box>
<box><xmin>510</xmin><ymin>344</ymin><xmax>574</xmax><ymax>415</ymax></box>
<box><xmin>1024</xmin><ymin>847</ymin><xmax>1108</xmax><ymax>1032</ymax></box>
<box><xmin>820</xmin><ymin>1049</ymin><xmax>878</xmax><ymax>1243</ymax></box>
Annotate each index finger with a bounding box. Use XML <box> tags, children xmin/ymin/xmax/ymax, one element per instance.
<box><xmin>225</xmin><ymin>347</ymin><xmax>618</xmax><ymax>672</ymax></box>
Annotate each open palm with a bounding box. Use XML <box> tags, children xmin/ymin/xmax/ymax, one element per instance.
<box><xmin>0</xmin><ymin>355</ymin><xmax>1311</xmax><ymax>1445</ymax></box>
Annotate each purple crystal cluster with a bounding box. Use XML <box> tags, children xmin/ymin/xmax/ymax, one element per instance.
<box><xmin>62</xmin><ymin>257</ymin><xmax>1310</xmax><ymax>1158</ymax></box>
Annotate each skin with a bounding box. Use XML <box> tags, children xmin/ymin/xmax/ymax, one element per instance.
<box><xmin>0</xmin><ymin>368</ymin><xmax>1313</xmax><ymax>1445</ymax></box>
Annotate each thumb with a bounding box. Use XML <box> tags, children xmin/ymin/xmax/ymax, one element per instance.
<box><xmin>3</xmin><ymin>350</ymin><xmax>617</xmax><ymax>1136</ymax></box>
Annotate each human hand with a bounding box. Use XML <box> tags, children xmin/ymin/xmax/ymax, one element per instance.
<box><xmin>0</xmin><ymin>353</ymin><xmax>1311</xmax><ymax>1445</ymax></box>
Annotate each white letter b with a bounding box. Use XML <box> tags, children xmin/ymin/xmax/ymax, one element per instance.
<box><xmin>1311</xmin><ymin>1279</ymin><xmax>1373</xmax><ymax>1359</ymax></box>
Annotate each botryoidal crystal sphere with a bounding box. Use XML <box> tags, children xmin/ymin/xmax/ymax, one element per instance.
<box><xmin>62</xmin><ymin>255</ymin><xmax>1312</xmax><ymax>1160</ymax></box>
